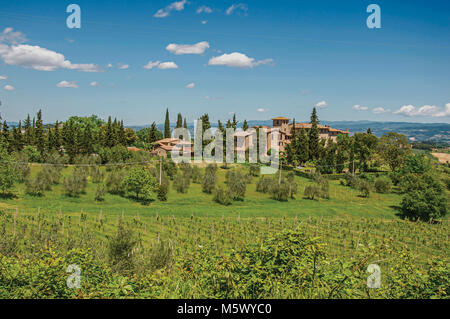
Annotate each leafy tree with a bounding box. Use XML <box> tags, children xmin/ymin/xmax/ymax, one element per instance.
<box><xmin>124</xmin><ymin>128</ymin><xmax>137</xmax><ymax>145</ymax></box>
<box><xmin>202</xmin><ymin>164</ymin><xmax>217</xmax><ymax>194</ymax></box>
<box><xmin>354</xmin><ymin>132</ymin><xmax>378</xmax><ymax>172</ymax></box>
<box><xmin>374</xmin><ymin>177</ymin><xmax>392</xmax><ymax>193</ymax></box>
<box><xmin>121</xmin><ymin>167</ymin><xmax>157</xmax><ymax>200</ymax></box>
<box><xmin>213</xmin><ymin>186</ymin><xmax>232</xmax><ymax>206</ymax></box>
<box><xmin>191</xmin><ymin>165</ymin><xmax>202</xmax><ymax>183</ymax></box>
<box><xmin>227</xmin><ymin>170</ymin><xmax>247</xmax><ymax>201</ymax></box>
<box><xmin>173</xmin><ymin>172</ymin><xmax>190</xmax><ymax>193</ymax></box>
<box><xmin>400</xmin><ymin>173</ymin><xmax>447</xmax><ymax>221</ymax></box>
<box><xmin>0</xmin><ymin>147</ymin><xmax>17</xmax><ymax>195</ymax></box>
<box><xmin>378</xmin><ymin>132</ymin><xmax>410</xmax><ymax>171</ymax></box>
<box><xmin>63</xmin><ymin>168</ymin><xmax>88</xmax><ymax>197</ymax></box>
<box><xmin>270</xmin><ymin>179</ymin><xmax>290</xmax><ymax>201</ymax></box>
<box><xmin>95</xmin><ymin>184</ymin><xmax>106</xmax><ymax>201</ymax></box>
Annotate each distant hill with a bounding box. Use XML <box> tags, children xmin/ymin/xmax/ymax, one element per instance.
<box><xmin>128</xmin><ymin>120</ymin><xmax>450</xmax><ymax>143</ymax></box>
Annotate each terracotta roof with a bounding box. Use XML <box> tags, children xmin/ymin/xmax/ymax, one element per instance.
<box><xmin>272</xmin><ymin>116</ymin><xmax>290</xmax><ymax>120</ymax></box>
<box><xmin>157</xmin><ymin>138</ymin><xmax>179</xmax><ymax>144</ymax></box>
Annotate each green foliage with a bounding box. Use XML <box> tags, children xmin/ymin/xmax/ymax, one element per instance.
<box><xmin>95</xmin><ymin>184</ymin><xmax>106</xmax><ymax>202</ymax></box>
<box><xmin>256</xmin><ymin>176</ymin><xmax>272</xmax><ymax>193</ymax></box>
<box><xmin>173</xmin><ymin>172</ymin><xmax>190</xmax><ymax>194</ymax></box>
<box><xmin>63</xmin><ymin>167</ymin><xmax>88</xmax><ymax>197</ymax></box>
<box><xmin>270</xmin><ymin>179</ymin><xmax>290</xmax><ymax>201</ymax></box>
<box><xmin>157</xmin><ymin>182</ymin><xmax>169</xmax><ymax>201</ymax></box>
<box><xmin>105</xmin><ymin>169</ymin><xmax>125</xmax><ymax>195</ymax></box>
<box><xmin>202</xmin><ymin>164</ymin><xmax>217</xmax><ymax>194</ymax></box>
<box><xmin>213</xmin><ymin>186</ymin><xmax>233</xmax><ymax>206</ymax></box>
<box><xmin>249</xmin><ymin>164</ymin><xmax>260</xmax><ymax>177</ymax></box>
<box><xmin>108</xmin><ymin>221</ymin><xmax>137</xmax><ymax>275</ymax></box>
<box><xmin>90</xmin><ymin>167</ymin><xmax>105</xmax><ymax>184</ymax></box>
<box><xmin>374</xmin><ymin>178</ymin><xmax>392</xmax><ymax>194</ymax></box>
<box><xmin>303</xmin><ymin>185</ymin><xmax>321</xmax><ymax>200</ymax></box>
<box><xmin>400</xmin><ymin>173</ymin><xmax>447</xmax><ymax>221</ymax></box>
<box><xmin>226</xmin><ymin>170</ymin><xmax>247</xmax><ymax>201</ymax></box>
<box><xmin>0</xmin><ymin>147</ymin><xmax>17</xmax><ymax>195</ymax></box>
<box><xmin>121</xmin><ymin>167</ymin><xmax>157</xmax><ymax>201</ymax></box>
<box><xmin>191</xmin><ymin>165</ymin><xmax>202</xmax><ymax>184</ymax></box>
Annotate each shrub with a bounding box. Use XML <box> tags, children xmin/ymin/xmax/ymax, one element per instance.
<box><xmin>105</xmin><ymin>169</ymin><xmax>125</xmax><ymax>195</ymax></box>
<box><xmin>108</xmin><ymin>221</ymin><xmax>137</xmax><ymax>274</ymax></box>
<box><xmin>12</xmin><ymin>152</ymin><xmax>30</xmax><ymax>183</ymax></box>
<box><xmin>202</xmin><ymin>164</ymin><xmax>217</xmax><ymax>194</ymax></box>
<box><xmin>90</xmin><ymin>167</ymin><xmax>105</xmax><ymax>183</ymax></box>
<box><xmin>227</xmin><ymin>170</ymin><xmax>247</xmax><ymax>201</ymax></box>
<box><xmin>270</xmin><ymin>179</ymin><xmax>290</xmax><ymax>201</ymax></box>
<box><xmin>374</xmin><ymin>178</ymin><xmax>391</xmax><ymax>193</ymax></box>
<box><xmin>191</xmin><ymin>165</ymin><xmax>202</xmax><ymax>183</ymax></box>
<box><xmin>213</xmin><ymin>186</ymin><xmax>233</xmax><ymax>206</ymax></box>
<box><xmin>256</xmin><ymin>176</ymin><xmax>271</xmax><ymax>193</ymax></box>
<box><xmin>304</xmin><ymin>185</ymin><xmax>321</xmax><ymax>200</ymax></box>
<box><xmin>249</xmin><ymin>164</ymin><xmax>260</xmax><ymax>177</ymax></box>
<box><xmin>286</xmin><ymin>172</ymin><xmax>298</xmax><ymax>199</ymax></box>
<box><xmin>358</xmin><ymin>180</ymin><xmax>371</xmax><ymax>198</ymax></box>
<box><xmin>63</xmin><ymin>167</ymin><xmax>88</xmax><ymax>197</ymax></box>
<box><xmin>173</xmin><ymin>172</ymin><xmax>190</xmax><ymax>194</ymax></box>
<box><xmin>157</xmin><ymin>182</ymin><xmax>169</xmax><ymax>201</ymax></box>
<box><xmin>95</xmin><ymin>184</ymin><xmax>106</xmax><ymax>201</ymax></box>
<box><xmin>25</xmin><ymin>177</ymin><xmax>46</xmax><ymax>196</ymax></box>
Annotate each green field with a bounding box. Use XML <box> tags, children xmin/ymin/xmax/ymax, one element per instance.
<box><xmin>1</xmin><ymin>164</ymin><xmax>402</xmax><ymax>219</ymax></box>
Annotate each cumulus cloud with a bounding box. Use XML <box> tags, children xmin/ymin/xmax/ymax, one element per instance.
<box><xmin>257</xmin><ymin>108</ymin><xmax>268</xmax><ymax>112</ymax></box>
<box><xmin>393</xmin><ymin>104</ymin><xmax>448</xmax><ymax>117</ymax></box>
<box><xmin>154</xmin><ymin>0</ymin><xmax>187</xmax><ymax>18</ymax></box>
<box><xmin>56</xmin><ymin>80</ymin><xmax>78</xmax><ymax>88</ymax></box>
<box><xmin>208</xmin><ymin>52</ymin><xmax>273</xmax><ymax>68</ymax></box>
<box><xmin>166</xmin><ymin>41</ymin><xmax>210</xmax><ymax>55</ymax></box>
<box><xmin>118</xmin><ymin>64</ymin><xmax>129</xmax><ymax>70</ymax></box>
<box><xmin>106</xmin><ymin>63</ymin><xmax>113</xmax><ymax>68</ymax></box>
<box><xmin>4</xmin><ymin>84</ymin><xmax>14</xmax><ymax>91</ymax></box>
<box><xmin>143</xmin><ymin>61</ymin><xmax>178</xmax><ymax>69</ymax></box>
<box><xmin>0</xmin><ymin>75</ymin><xmax>7</xmax><ymax>80</ymax></box>
<box><xmin>196</xmin><ymin>6</ymin><xmax>212</xmax><ymax>14</ymax></box>
<box><xmin>0</xmin><ymin>27</ymin><xmax>27</xmax><ymax>44</ymax></box>
<box><xmin>90</xmin><ymin>81</ymin><xmax>99</xmax><ymax>87</ymax></box>
<box><xmin>201</xmin><ymin>20</ymin><xmax>208</xmax><ymax>25</ymax></box>
<box><xmin>226</xmin><ymin>3</ymin><xmax>248</xmax><ymax>15</ymax></box>
<box><xmin>372</xmin><ymin>107</ymin><xmax>390</xmax><ymax>114</ymax></box>
<box><xmin>353</xmin><ymin>104</ymin><xmax>368</xmax><ymax>111</ymax></box>
<box><xmin>185</xmin><ymin>82</ymin><xmax>195</xmax><ymax>89</ymax></box>
<box><xmin>0</xmin><ymin>44</ymin><xmax>99</xmax><ymax>72</ymax></box>
<box><xmin>315</xmin><ymin>101</ymin><xmax>327</xmax><ymax>108</ymax></box>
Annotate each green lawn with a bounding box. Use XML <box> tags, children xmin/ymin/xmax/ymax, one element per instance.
<box><xmin>1</xmin><ymin>165</ymin><xmax>402</xmax><ymax>219</ymax></box>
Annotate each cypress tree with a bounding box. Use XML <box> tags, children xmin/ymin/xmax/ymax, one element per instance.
<box><xmin>148</xmin><ymin>122</ymin><xmax>158</xmax><ymax>143</ymax></box>
<box><xmin>176</xmin><ymin>113</ymin><xmax>183</xmax><ymax>128</ymax></box>
<box><xmin>242</xmin><ymin>119</ymin><xmax>249</xmax><ymax>131</ymax></box>
<box><xmin>183</xmin><ymin>118</ymin><xmax>187</xmax><ymax>129</ymax></box>
<box><xmin>35</xmin><ymin>110</ymin><xmax>45</xmax><ymax>156</ymax></box>
<box><xmin>308</xmin><ymin>107</ymin><xmax>320</xmax><ymax>161</ymax></box>
<box><xmin>232</xmin><ymin>114</ymin><xmax>238</xmax><ymax>130</ymax></box>
<box><xmin>296</xmin><ymin>127</ymin><xmax>309</xmax><ymax>165</ymax></box>
<box><xmin>164</xmin><ymin>108</ymin><xmax>171</xmax><ymax>138</ymax></box>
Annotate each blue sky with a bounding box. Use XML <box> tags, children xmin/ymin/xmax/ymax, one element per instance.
<box><xmin>0</xmin><ymin>0</ymin><xmax>449</xmax><ymax>125</ymax></box>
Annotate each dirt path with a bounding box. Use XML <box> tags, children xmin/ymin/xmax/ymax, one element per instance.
<box><xmin>431</xmin><ymin>152</ymin><xmax>450</xmax><ymax>164</ymax></box>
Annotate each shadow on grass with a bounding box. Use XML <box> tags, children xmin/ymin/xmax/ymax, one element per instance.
<box><xmin>0</xmin><ymin>192</ymin><xmax>17</xmax><ymax>199</ymax></box>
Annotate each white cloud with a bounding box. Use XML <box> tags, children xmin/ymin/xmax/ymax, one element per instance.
<box><xmin>208</xmin><ymin>52</ymin><xmax>273</xmax><ymax>68</ymax></box>
<box><xmin>0</xmin><ymin>27</ymin><xmax>27</xmax><ymax>44</ymax></box>
<box><xmin>393</xmin><ymin>104</ymin><xmax>447</xmax><ymax>117</ymax></box>
<box><xmin>118</xmin><ymin>64</ymin><xmax>129</xmax><ymax>69</ymax></box>
<box><xmin>166</xmin><ymin>41</ymin><xmax>210</xmax><ymax>55</ymax></box>
<box><xmin>185</xmin><ymin>82</ymin><xmax>195</xmax><ymax>89</ymax></box>
<box><xmin>154</xmin><ymin>0</ymin><xmax>187</xmax><ymax>18</ymax></box>
<box><xmin>90</xmin><ymin>81</ymin><xmax>99</xmax><ymax>87</ymax></box>
<box><xmin>3</xmin><ymin>84</ymin><xmax>14</xmax><ymax>91</ymax></box>
<box><xmin>372</xmin><ymin>107</ymin><xmax>390</xmax><ymax>114</ymax></box>
<box><xmin>56</xmin><ymin>80</ymin><xmax>78</xmax><ymax>88</ymax></box>
<box><xmin>196</xmin><ymin>6</ymin><xmax>212</xmax><ymax>14</ymax></box>
<box><xmin>433</xmin><ymin>103</ymin><xmax>450</xmax><ymax>117</ymax></box>
<box><xmin>0</xmin><ymin>75</ymin><xmax>7</xmax><ymax>80</ymax></box>
<box><xmin>0</xmin><ymin>44</ymin><xmax>99</xmax><ymax>72</ymax></box>
<box><xmin>201</xmin><ymin>20</ymin><xmax>208</xmax><ymax>25</ymax></box>
<box><xmin>315</xmin><ymin>101</ymin><xmax>327</xmax><ymax>108</ymax></box>
<box><xmin>257</xmin><ymin>108</ymin><xmax>268</xmax><ymax>112</ymax></box>
<box><xmin>143</xmin><ymin>61</ymin><xmax>178</xmax><ymax>69</ymax></box>
<box><xmin>353</xmin><ymin>104</ymin><xmax>368</xmax><ymax>111</ymax></box>
<box><xmin>106</xmin><ymin>63</ymin><xmax>113</xmax><ymax>68</ymax></box>
<box><xmin>226</xmin><ymin>3</ymin><xmax>248</xmax><ymax>15</ymax></box>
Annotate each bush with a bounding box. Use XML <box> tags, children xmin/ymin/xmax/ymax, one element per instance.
<box><xmin>173</xmin><ymin>172</ymin><xmax>190</xmax><ymax>194</ymax></box>
<box><xmin>374</xmin><ymin>178</ymin><xmax>391</xmax><ymax>193</ymax></box>
<box><xmin>191</xmin><ymin>166</ymin><xmax>202</xmax><ymax>184</ymax></box>
<box><xmin>256</xmin><ymin>176</ymin><xmax>271</xmax><ymax>193</ymax></box>
<box><xmin>358</xmin><ymin>180</ymin><xmax>371</xmax><ymax>198</ymax></box>
<box><xmin>105</xmin><ymin>169</ymin><xmax>125</xmax><ymax>195</ymax></box>
<box><xmin>63</xmin><ymin>167</ymin><xmax>88</xmax><ymax>197</ymax></box>
<box><xmin>157</xmin><ymin>182</ymin><xmax>169</xmax><ymax>201</ymax></box>
<box><xmin>202</xmin><ymin>164</ymin><xmax>217</xmax><ymax>194</ymax></box>
<box><xmin>313</xmin><ymin>173</ymin><xmax>330</xmax><ymax>199</ymax></box>
<box><xmin>25</xmin><ymin>177</ymin><xmax>46</xmax><ymax>196</ymax></box>
<box><xmin>90</xmin><ymin>167</ymin><xmax>105</xmax><ymax>183</ymax></box>
<box><xmin>227</xmin><ymin>170</ymin><xmax>247</xmax><ymax>201</ymax></box>
<box><xmin>108</xmin><ymin>221</ymin><xmax>137</xmax><ymax>274</ymax></box>
<box><xmin>249</xmin><ymin>164</ymin><xmax>260</xmax><ymax>177</ymax></box>
<box><xmin>286</xmin><ymin>172</ymin><xmax>298</xmax><ymax>199</ymax></box>
<box><xmin>12</xmin><ymin>152</ymin><xmax>30</xmax><ymax>182</ymax></box>
<box><xmin>270</xmin><ymin>179</ymin><xmax>290</xmax><ymax>201</ymax></box>
<box><xmin>213</xmin><ymin>186</ymin><xmax>233</xmax><ymax>206</ymax></box>
<box><xmin>304</xmin><ymin>185</ymin><xmax>321</xmax><ymax>200</ymax></box>
<box><xmin>95</xmin><ymin>184</ymin><xmax>106</xmax><ymax>201</ymax></box>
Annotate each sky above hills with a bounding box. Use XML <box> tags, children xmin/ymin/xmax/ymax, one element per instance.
<box><xmin>0</xmin><ymin>0</ymin><xmax>449</xmax><ymax>125</ymax></box>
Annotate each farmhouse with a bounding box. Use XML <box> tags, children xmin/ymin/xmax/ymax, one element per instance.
<box><xmin>150</xmin><ymin>138</ymin><xmax>193</xmax><ymax>158</ymax></box>
<box><xmin>265</xmin><ymin>117</ymin><xmax>349</xmax><ymax>152</ymax></box>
